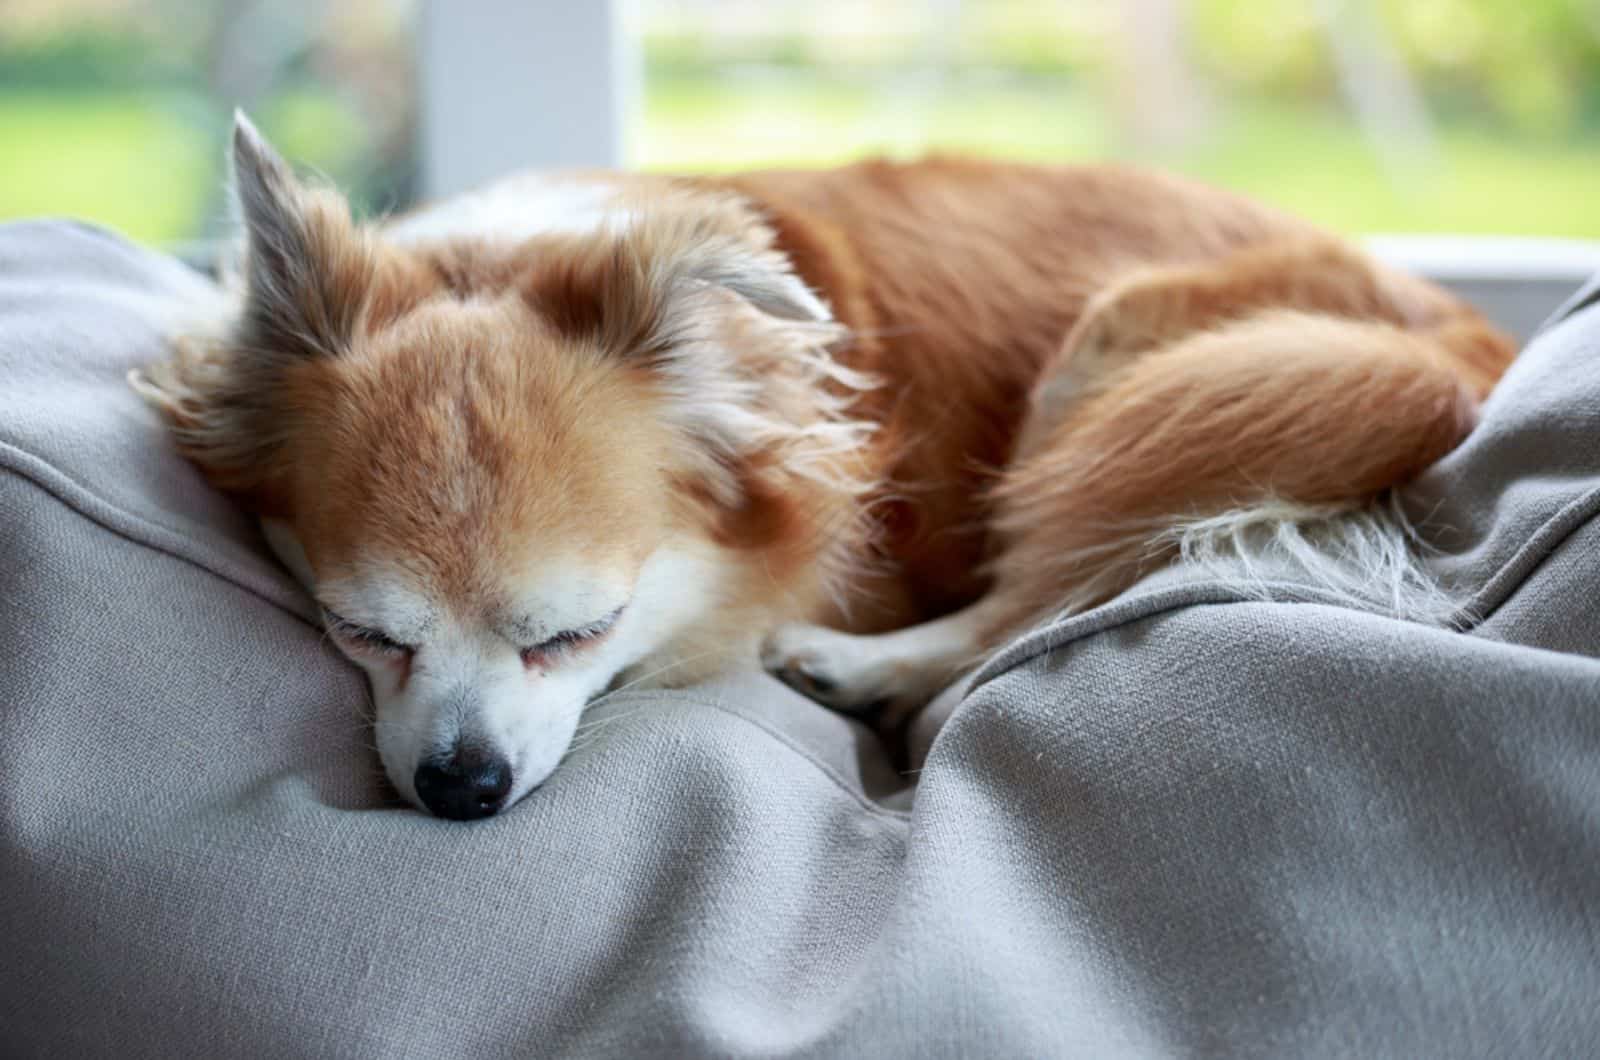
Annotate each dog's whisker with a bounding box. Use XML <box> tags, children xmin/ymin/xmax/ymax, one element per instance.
<box><xmin>586</xmin><ymin>647</ymin><xmax>734</xmax><ymax>707</ymax></box>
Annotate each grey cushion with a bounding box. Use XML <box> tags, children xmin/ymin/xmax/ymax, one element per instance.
<box><xmin>2</xmin><ymin>220</ymin><xmax>1598</xmax><ymax>1058</ymax></box>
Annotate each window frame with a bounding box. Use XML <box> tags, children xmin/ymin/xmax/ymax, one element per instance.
<box><xmin>415</xmin><ymin>0</ymin><xmax>632</xmax><ymax>198</ymax></box>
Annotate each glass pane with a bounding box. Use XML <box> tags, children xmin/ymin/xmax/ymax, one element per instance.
<box><xmin>0</xmin><ymin>0</ymin><xmax>418</xmax><ymax>247</ymax></box>
<box><xmin>629</xmin><ymin>0</ymin><xmax>1600</xmax><ymax>237</ymax></box>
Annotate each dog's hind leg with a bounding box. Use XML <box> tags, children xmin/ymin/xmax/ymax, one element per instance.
<box><xmin>975</xmin><ymin>307</ymin><xmax>1485</xmax><ymax>645</ymax></box>
<box><xmin>1015</xmin><ymin>236</ymin><xmax>1503</xmax><ymax>462</ymax></box>
<box><xmin>766</xmin><ymin>309</ymin><xmax>1493</xmax><ymax>721</ymax></box>
<box><xmin>763</xmin><ymin>241</ymin><xmax>1511</xmax><ymax>722</ymax></box>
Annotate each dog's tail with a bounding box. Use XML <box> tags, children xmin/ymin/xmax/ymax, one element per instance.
<box><xmin>978</xmin><ymin>308</ymin><xmax>1509</xmax><ymax>642</ymax></box>
<box><xmin>1158</xmin><ymin>495</ymin><xmax>1460</xmax><ymax>623</ymax></box>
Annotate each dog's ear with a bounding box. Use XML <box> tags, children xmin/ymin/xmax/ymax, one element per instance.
<box><xmin>524</xmin><ymin>210</ymin><xmax>867</xmax><ymax>513</ymax></box>
<box><xmin>125</xmin><ymin>114</ymin><xmax>375</xmax><ymax>506</ymax></box>
<box><xmin>639</xmin><ymin>221</ymin><xmax>874</xmax><ymax>535</ymax></box>
<box><xmin>669</xmin><ymin>234</ymin><xmax>831</xmax><ymax>324</ymax></box>
<box><xmin>526</xmin><ymin>211</ymin><xmax>835</xmax><ymax>357</ymax></box>
<box><xmin>230</xmin><ymin>109</ymin><xmax>371</xmax><ymax>359</ymax></box>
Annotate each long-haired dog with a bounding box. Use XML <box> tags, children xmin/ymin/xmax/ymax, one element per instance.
<box><xmin>134</xmin><ymin>114</ymin><xmax>1514</xmax><ymax>819</ymax></box>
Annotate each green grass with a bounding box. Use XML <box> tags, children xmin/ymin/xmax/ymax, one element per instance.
<box><xmin>0</xmin><ymin>88</ymin><xmax>374</xmax><ymax>245</ymax></box>
<box><xmin>0</xmin><ymin>90</ymin><xmax>214</xmax><ymax>243</ymax></box>
<box><xmin>636</xmin><ymin>74</ymin><xmax>1114</xmax><ymax>169</ymax></box>
<box><xmin>1156</xmin><ymin>102</ymin><xmax>1600</xmax><ymax>236</ymax></box>
<box><xmin>638</xmin><ymin>75</ymin><xmax>1600</xmax><ymax>238</ymax></box>
<box><xmin>2</xmin><ymin>82</ymin><xmax>1596</xmax><ymax>243</ymax></box>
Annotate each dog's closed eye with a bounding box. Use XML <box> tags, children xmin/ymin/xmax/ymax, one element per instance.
<box><xmin>519</xmin><ymin>607</ymin><xmax>624</xmax><ymax>668</ymax></box>
<box><xmin>323</xmin><ymin>609</ymin><xmax>414</xmax><ymax>658</ymax></box>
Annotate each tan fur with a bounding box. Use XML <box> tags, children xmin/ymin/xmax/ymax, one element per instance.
<box><xmin>137</xmin><ymin>149</ymin><xmax>1515</xmax><ymax>699</ymax></box>
<box><xmin>713</xmin><ymin>159</ymin><xmax>1513</xmax><ymax>644</ymax></box>
<box><xmin>984</xmin><ymin>308</ymin><xmax>1481</xmax><ymax>639</ymax></box>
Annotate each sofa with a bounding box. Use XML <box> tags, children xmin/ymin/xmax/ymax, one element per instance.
<box><xmin>2</xmin><ymin>219</ymin><xmax>1598</xmax><ymax>1057</ymax></box>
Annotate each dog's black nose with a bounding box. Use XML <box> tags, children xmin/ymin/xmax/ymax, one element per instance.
<box><xmin>414</xmin><ymin>746</ymin><xmax>513</xmax><ymax>821</ymax></box>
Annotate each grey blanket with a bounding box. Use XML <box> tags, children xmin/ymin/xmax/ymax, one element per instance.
<box><xmin>2</xmin><ymin>220</ymin><xmax>1597</xmax><ymax>1058</ymax></box>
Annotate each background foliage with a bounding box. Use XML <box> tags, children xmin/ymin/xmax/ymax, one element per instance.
<box><xmin>1</xmin><ymin>0</ymin><xmax>1595</xmax><ymax>243</ymax></box>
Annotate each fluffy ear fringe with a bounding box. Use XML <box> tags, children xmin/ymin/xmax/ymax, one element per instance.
<box><xmin>522</xmin><ymin>205</ymin><xmax>880</xmax><ymax>503</ymax></box>
<box><xmin>127</xmin><ymin>113</ymin><xmax>377</xmax><ymax>502</ymax></box>
<box><xmin>127</xmin><ymin>333</ymin><xmax>288</xmax><ymax>504</ymax></box>
<box><xmin>634</xmin><ymin>216</ymin><xmax>886</xmax><ymax>611</ymax></box>
<box><xmin>518</xmin><ymin>203</ymin><xmax>883</xmax><ymax>605</ymax></box>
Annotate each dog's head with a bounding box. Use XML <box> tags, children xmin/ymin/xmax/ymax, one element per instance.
<box><xmin>134</xmin><ymin>115</ymin><xmax>873</xmax><ymax>818</ymax></box>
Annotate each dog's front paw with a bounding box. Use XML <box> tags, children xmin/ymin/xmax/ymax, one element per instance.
<box><xmin>760</xmin><ymin>624</ymin><xmax>895</xmax><ymax>718</ymax></box>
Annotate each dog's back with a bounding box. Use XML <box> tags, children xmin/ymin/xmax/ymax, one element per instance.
<box><xmin>716</xmin><ymin>160</ymin><xmax>1515</xmax><ymax>632</ymax></box>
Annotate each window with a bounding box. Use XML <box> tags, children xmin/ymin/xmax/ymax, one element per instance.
<box><xmin>3</xmin><ymin>0</ymin><xmax>1596</xmax><ymax>245</ymax></box>
<box><xmin>629</xmin><ymin>0</ymin><xmax>1600</xmax><ymax>237</ymax></box>
<box><xmin>0</xmin><ymin>0</ymin><xmax>417</xmax><ymax>245</ymax></box>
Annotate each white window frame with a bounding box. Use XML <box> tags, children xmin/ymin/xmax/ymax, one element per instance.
<box><xmin>416</xmin><ymin>0</ymin><xmax>634</xmax><ymax>198</ymax></box>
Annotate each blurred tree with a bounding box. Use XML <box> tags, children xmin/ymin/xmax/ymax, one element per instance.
<box><xmin>1313</xmin><ymin>0</ymin><xmax>1438</xmax><ymax>186</ymax></box>
<box><xmin>1190</xmin><ymin>0</ymin><xmax>1600</xmax><ymax>135</ymax></box>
